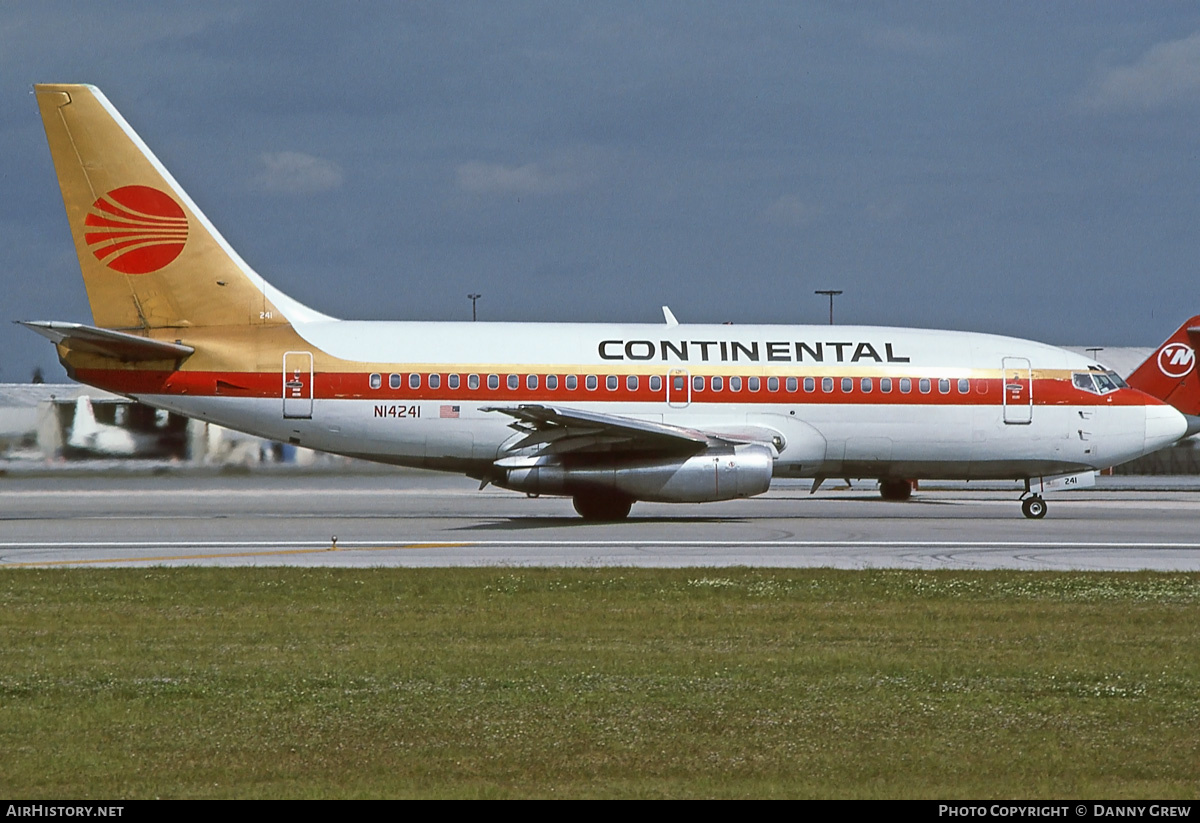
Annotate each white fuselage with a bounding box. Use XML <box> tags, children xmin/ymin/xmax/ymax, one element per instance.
<box><xmin>122</xmin><ymin>320</ymin><xmax>1186</xmax><ymax>483</ymax></box>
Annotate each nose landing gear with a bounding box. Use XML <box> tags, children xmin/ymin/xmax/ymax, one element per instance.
<box><xmin>1020</xmin><ymin>494</ymin><xmax>1047</xmax><ymax>519</ymax></box>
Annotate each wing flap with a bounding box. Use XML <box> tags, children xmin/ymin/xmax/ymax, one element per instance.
<box><xmin>482</xmin><ymin>404</ymin><xmax>712</xmax><ymax>455</ymax></box>
<box><xmin>481</xmin><ymin>403</ymin><xmax>786</xmax><ymax>458</ymax></box>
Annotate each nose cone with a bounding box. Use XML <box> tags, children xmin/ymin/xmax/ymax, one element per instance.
<box><xmin>1145</xmin><ymin>403</ymin><xmax>1188</xmax><ymax>452</ymax></box>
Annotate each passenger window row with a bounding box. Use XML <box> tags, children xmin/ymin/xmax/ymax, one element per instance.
<box><xmin>368</xmin><ymin>372</ymin><xmax>976</xmax><ymax>395</ymax></box>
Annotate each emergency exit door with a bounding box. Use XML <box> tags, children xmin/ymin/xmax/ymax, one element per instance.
<box><xmin>667</xmin><ymin>368</ymin><xmax>690</xmax><ymax>408</ymax></box>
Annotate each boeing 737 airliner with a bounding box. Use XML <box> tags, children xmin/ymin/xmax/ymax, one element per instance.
<box><xmin>22</xmin><ymin>84</ymin><xmax>1194</xmax><ymax>519</ymax></box>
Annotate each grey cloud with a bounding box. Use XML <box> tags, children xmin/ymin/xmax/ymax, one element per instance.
<box><xmin>862</xmin><ymin>25</ymin><xmax>960</xmax><ymax>57</ymax></box>
<box><xmin>1081</xmin><ymin>31</ymin><xmax>1200</xmax><ymax>111</ymax></box>
<box><xmin>254</xmin><ymin>152</ymin><xmax>344</xmax><ymax>194</ymax></box>
<box><xmin>456</xmin><ymin>151</ymin><xmax>597</xmax><ymax>197</ymax></box>
<box><xmin>762</xmin><ymin>195</ymin><xmax>823</xmax><ymax>227</ymax></box>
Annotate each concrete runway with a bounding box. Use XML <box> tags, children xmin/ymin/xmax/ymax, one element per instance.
<box><xmin>2</xmin><ymin>470</ymin><xmax>1200</xmax><ymax>570</ymax></box>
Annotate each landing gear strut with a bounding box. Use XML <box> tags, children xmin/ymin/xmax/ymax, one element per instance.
<box><xmin>572</xmin><ymin>493</ymin><xmax>634</xmax><ymax>521</ymax></box>
<box><xmin>1020</xmin><ymin>495</ymin><xmax>1047</xmax><ymax>519</ymax></box>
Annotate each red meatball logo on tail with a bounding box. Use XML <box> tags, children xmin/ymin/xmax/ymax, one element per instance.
<box><xmin>84</xmin><ymin>185</ymin><xmax>188</xmax><ymax>274</ymax></box>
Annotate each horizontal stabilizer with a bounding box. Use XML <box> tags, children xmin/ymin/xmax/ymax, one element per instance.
<box><xmin>17</xmin><ymin>321</ymin><xmax>194</xmax><ymax>361</ymax></box>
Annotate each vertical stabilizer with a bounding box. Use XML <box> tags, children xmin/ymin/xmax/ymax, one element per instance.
<box><xmin>1126</xmin><ymin>316</ymin><xmax>1200</xmax><ymax>414</ymax></box>
<box><xmin>34</xmin><ymin>84</ymin><xmax>329</xmax><ymax>331</ymax></box>
<box><xmin>68</xmin><ymin>396</ymin><xmax>99</xmax><ymax>446</ymax></box>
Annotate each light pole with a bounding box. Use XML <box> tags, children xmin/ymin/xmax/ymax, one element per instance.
<box><xmin>467</xmin><ymin>293</ymin><xmax>481</xmax><ymax>322</ymax></box>
<box><xmin>814</xmin><ymin>290</ymin><xmax>842</xmax><ymax>325</ymax></box>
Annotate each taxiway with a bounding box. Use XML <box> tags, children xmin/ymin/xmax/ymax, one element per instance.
<box><xmin>2</xmin><ymin>471</ymin><xmax>1199</xmax><ymax>570</ymax></box>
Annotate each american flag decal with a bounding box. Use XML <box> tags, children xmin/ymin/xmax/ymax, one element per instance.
<box><xmin>440</xmin><ymin>405</ymin><xmax>460</xmax><ymax>418</ymax></box>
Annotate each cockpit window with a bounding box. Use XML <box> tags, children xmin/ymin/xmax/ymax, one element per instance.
<box><xmin>1074</xmin><ymin>371</ymin><xmax>1124</xmax><ymax>395</ymax></box>
<box><xmin>1093</xmin><ymin>372</ymin><xmax>1120</xmax><ymax>393</ymax></box>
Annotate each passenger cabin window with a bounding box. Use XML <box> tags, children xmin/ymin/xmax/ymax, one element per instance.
<box><xmin>803</xmin><ymin>377</ymin><xmax>815</xmax><ymax>392</ymax></box>
<box><xmin>468</xmin><ymin>374</ymin><xmax>480</xmax><ymax>390</ymax></box>
<box><xmin>938</xmin><ymin>378</ymin><xmax>950</xmax><ymax>394</ymax></box>
<box><xmin>607</xmin><ymin>375</ymin><xmax>618</xmax><ymax>391</ymax></box>
<box><xmin>650</xmin><ymin>375</ymin><xmax>662</xmax><ymax>392</ymax></box>
<box><xmin>673</xmin><ymin>375</ymin><xmax>686</xmax><ymax>392</ymax></box>
<box><xmin>409</xmin><ymin>373</ymin><xmax>421</xmax><ymax>390</ymax></box>
<box><xmin>841</xmin><ymin>377</ymin><xmax>853</xmax><ymax>393</ymax></box>
<box><xmin>627</xmin><ymin>375</ymin><xmax>638</xmax><ymax>391</ymax></box>
<box><xmin>527</xmin><ymin>374</ymin><xmax>538</xmax><ymax>390</ymax></box>
<box><xmin>487</xmin><ymin>374</ymin><xmax>499</xmax><ymax>390</ymax></box>
<box><xmin>900</xmin><ymin>377</ymin><xmax>911</xmax><ymax>393</ymax></box>
<box><xmin>507</xmin><ymin>374</ymin><xmax>519</xmax><ymax>390</ymax></box>
<box><xmin>957</xmin><ymin>378</ymin><xmax>969</xmax><ymax>394</ymax></box>
<box><xmin>547</xmin><ymin>374</ymin><xmax>558</xmax><ymax>390</ymax></box>
<box><xmin>369</xmin><ymin>373</ymin><xmax>382</xmax><ymax>390</ymax></box>
<box><xmin>693</xmin><ymin>376</ymin><xmax>704</xmax><ymax>392</ymax></box>
<box><xmin>388</xmin><ymin>373</ymin><xmax>401</xmax><ymax>390</ymax></box>
<box><xmin>919</xmin><ymin>378</ymin><xmax>931</xmax><ymax>394</ymax></box>
<box><xmin>566</xmin><ymin>375</ymin><xmax>578</xmax><ymax>390</ymax></box>
<box><xmin>448</xmin><ymin>374</ymin><xmax>460</xmax><ymax>390</ymax></box>
<box><xmin>748</xmin><ymin>377</ymin><xmax>760</xmax><ymax>392</ymax></box>
<box><xmin>711</xmin><ymin>376</ymin><xmax>723</xmax><ymax>391</ymax></box>
<box><xmin>429</xmin><ymin>374</ymin><xmax>441</xmax><ymax>390</ymax></box>
<box><xmin>729</xmin><ymin>376</ymin><xmax>742</xmax><ymax>392</ymax></box>
<box><xmin>821</xmin><ymin>377</ymin><xmax>833</xmax><ymax>393</ymax></box>
<box><xmin>767</xmin><ymin>376</ymin><xmax>779</xmax><ymax>392</ymax></box>
<box><xmin>586</xmin><ymin>375</ymin><xmax>598</xmax><ymax>390</ymax></box>
<box><xmin>881</xmin><ymin>378</ymin><xmax>892</xmax><ymax>393</ymax></box>
<box><xmin>861</xmin><ymin>378</ymin><xmax>872</xmax><ymax>393</ymax></box>
<box><xmin>786</xmin><ymin>376</ymin><xmax>799</xmax><ymax>392</ymax></box>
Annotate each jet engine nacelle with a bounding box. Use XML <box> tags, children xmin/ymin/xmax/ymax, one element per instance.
<box><xmin>495</xmin><ymin>444</ymin><xmax>774</xmax><ymax>503</ymax></box>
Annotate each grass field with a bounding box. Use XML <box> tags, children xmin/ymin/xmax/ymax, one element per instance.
<box><xmin>1</xmin><ymin>567</ymin><xmax>1198</xmax><ymax>799</ymax></box>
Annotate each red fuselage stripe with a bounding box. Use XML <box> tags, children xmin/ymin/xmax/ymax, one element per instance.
<box><xmin>74</xmin><ymin>369</ymin><xmax>1158</xmax><ymax>408</ymax></box>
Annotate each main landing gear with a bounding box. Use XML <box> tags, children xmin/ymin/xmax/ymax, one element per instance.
<box><xmin>879</xmin><ymin>479</ymin><xmax>914</xmax><ymax>502</ymax></box>
<box><xmin>1020</xmin><ymin>494</ymin><xmax>1047</xmax><ymax>519</ymax></box>
<box><xmin>572</xmin><ymin>492</ymin><xmax>634</xmax><ymax>521</ymax></box>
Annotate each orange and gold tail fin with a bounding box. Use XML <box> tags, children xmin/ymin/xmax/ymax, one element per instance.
<box><xmin>34</xmin><ymin>84</ymin><xmax>329</xmax><ymax>331</ymax></box>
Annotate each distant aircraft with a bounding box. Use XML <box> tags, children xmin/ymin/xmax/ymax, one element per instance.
<box><xmin>65</xmin><ymin>395</ymin><xmax>183</xmax><ymax>458</ymax></box>
<box><xmin>20</xmin><ymin>84</ymin><xmax>1193</xmax><ymax>518</ymax></box>
<box><xmin>67</xmin><ymin>395</ymin><xmax>137</xmax><ymax>456</ymax></box>
<box><xmin>1125</xmin><ymin>316</ymin><xmax>1200</xmax><ymax>416</ymax></box>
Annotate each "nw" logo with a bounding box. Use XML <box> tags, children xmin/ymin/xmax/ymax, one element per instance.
<box><xmin>1158</xmin><ymin>342</ymin><xmax>1195</xmax><ymax>378</ymax></box>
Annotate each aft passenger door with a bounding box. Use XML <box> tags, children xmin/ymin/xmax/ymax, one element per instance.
<box><xmin>1001</xmin><ymin>356</ymin><xmax>1032</xmax><ymax>425</ymax></box>
<box><xmin>283</xmin><ymin>351</ymin><xmax>313</xmax><ymax>419</ymax></box>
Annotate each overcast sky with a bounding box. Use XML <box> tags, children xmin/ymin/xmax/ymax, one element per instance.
<box><xmin>4</xmin><ymin>2</ymin><xmax>1200</xmax><ymax>380</ymax></box>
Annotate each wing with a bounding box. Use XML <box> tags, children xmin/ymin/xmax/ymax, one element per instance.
<box><xmin>481</xmin><ymin>404</ymin><xmax>782</xmax><ymax>458</ymax></box>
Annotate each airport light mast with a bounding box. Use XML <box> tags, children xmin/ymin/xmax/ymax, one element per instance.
<box><xmin>467</xmin><ymin>293</ymin><xmax>482</xmax><ymax>322</ymax></box>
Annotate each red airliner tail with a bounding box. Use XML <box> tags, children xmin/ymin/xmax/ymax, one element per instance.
<box><xmin>1126</xmin><ymin>316</ymin><xmax>1200</xmax><ymax>415</ymax></box>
